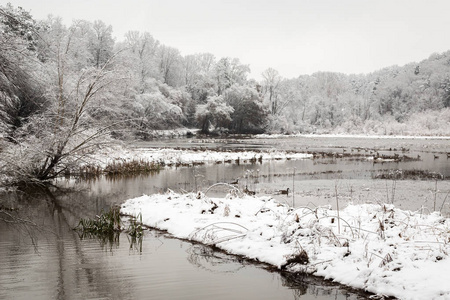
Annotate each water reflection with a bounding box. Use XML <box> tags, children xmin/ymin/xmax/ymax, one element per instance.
<box><xmin>76</xmin><ymin>229</ymin><xmax>121</xmax><ymax>252</ymax></box>
<box><xmin>51</xmin><ymin>151</ymin><xmax>450</xmax><ymax>215</ymax></box>
<box><xmin>0</xmin><ymin>186</ymin><xmax>136</xmax><ymax>300</ymax></box>
<box><xmin>186</xmin><ymin>244</ymin><xmax>247</xmax><ymax>273</ymax></box>
<box><xmin>183</xmin><ymin>242</ymin><xmax>370</xmax><ymax>300</ymax></box>
<box><xmin>3</xmin><ymin>135</ymin><xmax>447</xmax><ymax>299</ymax></box>
<box><xmin>1</xmin><ymin>187</ymin><xmax>371</xmax><ymax>300</ymax></box>
<box><xmin>135</xmin><ymin>135</ymin><xmax>450</xmax><ymax>178</ymax></box>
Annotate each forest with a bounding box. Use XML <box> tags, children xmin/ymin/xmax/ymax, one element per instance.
<box><xmin>1</xmin><ymin>3</ymin><xmax>450</xmax><ymax>183</ymax></box>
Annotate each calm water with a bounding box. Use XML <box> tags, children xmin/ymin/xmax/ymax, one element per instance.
<box><xmin>0</xmin><ymin>187</ymin><xmax>367</xmax><ymax>300</ymax></box>
<box><xmin>1</xmin><ymin>135</ymin><xmax>449</xmax><ymax>299</ymax></box>
<box><xmin>133</xmin><ymin>135</ymin><xmax>450</xmax><ymax>213</ymax></box>
<box><xmin>135</xmin><ymin>135</ymin><xmax>450</xmax><ymax>177</ymax></box>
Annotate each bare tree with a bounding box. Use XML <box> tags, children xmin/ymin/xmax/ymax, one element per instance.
<box><xmin>261</xmin><ymin>68</ymin><xmax>281</xmax><ymax>115</ymax></box>
<box><xmin>0</xmin><ymin>9</ymin><xmax>127</xmax><ymax>184</ymax></box>
<box><xmin>158</xmin><ymin>45</ymin><xmax>181</xmax><ymax>86</ymax></box>
<box><xmin>123</xmin><ymin>31</ymin><xmax>160</xmax><ymax>92</ymax></box>
<box><xmin>89</xmin><ymin>20</ymin><xmax>114</xmax><ymax>68</ymax></box>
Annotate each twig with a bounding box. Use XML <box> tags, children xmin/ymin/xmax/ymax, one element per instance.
<box><xmin>335</xmin><ymin>181</ymin><xmax>341</xmax><ymax>234</ymax></box>
<box><xmin>204</xmin><ymin>183</ymin><xmax>241</xmax><ymax>196</ymax></box>
<box><xmin>439</xmin><ymin>191</ymin><xmax>449</xmax><ymax>213</ymax></box>
<box><xmin>292</xmin><ymin>167</ymin><xmax>296</xmax><ymax>207</ymax></box>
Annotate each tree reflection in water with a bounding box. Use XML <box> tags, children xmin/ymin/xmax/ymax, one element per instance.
<box><xmin>0</xmin><ymin>185</ymin><xmax>139</xmax><ymax>299</ymax></box>
<box><xmin>184</xmin><ymin>242</ymin><xmax>374</xmax><ymax>300</ymax></box>
<box><xmin>280</xmin><ymin>271</ymin><xmax>374</xmax><ymax>300</ymax></box>
<box><xmin>186</xmin><ymin>243</ymin><xmax>246</xmax><ymax>273</ymax></box>
<box><xmin>1</xmin><ymin>184</ymin><xmax>377</xmax><ymax>300</ymax></box>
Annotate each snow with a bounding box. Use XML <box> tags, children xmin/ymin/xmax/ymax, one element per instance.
<box><xmin>256</xmin><ymin>133</ymin><xmax>450</xmax><ymax>140</ymax></box>
<box><xmin>121</xmin><ymin>191</ymin><xmax>450</xmax><ymax>300</ymax></box>
<box><xmin>91</xmin><ymin>145</ymin><xmax>313</xmax><ymax>168</ymax></box>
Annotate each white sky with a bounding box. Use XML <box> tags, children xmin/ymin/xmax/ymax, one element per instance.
<box><xmin>7</xmin><ymin>0</ymin><xmax>450</xmax><ymax>80</ymax></box>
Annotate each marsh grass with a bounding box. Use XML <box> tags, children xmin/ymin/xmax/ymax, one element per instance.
<box><xmin>75</xmin><ymin>207</ymin><xmax>121</xmax><ymax>251</ymax></box>
<box><xmin>78</xmin><ymin>165</ymin><xmax>103</xmax><ymax>177</ymax></box>
<box><xmin>375</xmin><ymin>169</ymin><xmax>445</xmax><ymax>180</ymax></box>
<box><xmin>126</xmin><ymin>212</ymin><xmax>143</xmax><ymax>239</ymax></box>
<box><xmin>75</xmin><ymin>206</ymin><xmax>144</xmax><ymax>251</ymax></box>
<box><xmin>282</xmin><ymin>242</ymin><xmax>309</xmax><ymax>270</ymax></box>
<box><xmin>72</xmin><ymin>159</ymin><xmax>162</xmax><ymax>178</ymax></box>
<box><xmin>76</xmin><ymin>206</ymin><xmax>122</xmax><ymax>235</ymax></box>
<box><xmin>126</xmin><ymin>214</ymin><xmax>144</xmax><ymax>252</ymax></box>
<box><xmin>104</xmin><ymin>159</ymin><xmax>161</xmax><ymax>175</ymax></box>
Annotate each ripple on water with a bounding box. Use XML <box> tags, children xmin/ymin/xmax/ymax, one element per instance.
<box><xmin>0</xmin><ymin>225</ymin><xmax>369</xmax><ymax>300</ymax></box>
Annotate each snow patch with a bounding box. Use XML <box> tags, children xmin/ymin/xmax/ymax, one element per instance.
<box><xmin>90</xmin><ymin>145</ymin><xmax>312</xmax><ymax>169</ymax></box>
<box><xmin>122</xmin><ymin>191</ymin><xmax>450</xmax><ymax>300</ymax></box>
<box><xmin>256</xmin><ymin>133</ymin><xmax>450</xmax><ymax>140</ymax></box>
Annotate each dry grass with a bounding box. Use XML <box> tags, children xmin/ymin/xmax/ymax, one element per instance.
<box><xmin>104</xmin><ymin>159</ymin><xmax>161</xmax><ymax>175</ymax></box>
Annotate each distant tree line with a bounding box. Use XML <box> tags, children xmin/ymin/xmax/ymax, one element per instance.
<box><xmin>260</xmin><ymin>56</ymin><xmax>450</xmax><ymax>136</ymax></box>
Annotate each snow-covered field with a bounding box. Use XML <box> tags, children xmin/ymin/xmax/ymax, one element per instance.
<box><xmin>92</xmin><ymin>145</ymin><xmax>313</xmax><ymax>168</ymax></box>
<box><xmin>122</xmin><ymin>191</ymin><xmax>450</xmax><ymax>300</ymax></box>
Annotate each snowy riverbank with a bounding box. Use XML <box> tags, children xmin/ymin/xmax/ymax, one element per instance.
<box><xmin>121</xmin><ymin>191</ymin><xmax>450</xmax><ymax>300</ymax></box>
<box><xmin>256</xmin><ymin>133</ymin><xmax>450</xmax><ymax>140</ymax></box>
<box><xmin>92</xmin><ymin>145</ymin><xmax>313</xmax><ymax>168</ymax></box>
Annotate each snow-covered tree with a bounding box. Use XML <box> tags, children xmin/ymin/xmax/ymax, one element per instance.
<box><xmin>214</xmin><ymin>57</ymin><xmax>250</xmax><ymax>95</ymax></box>
<box><xmin>195</xmin><ymin>95</ymin><xmax>234</xmax><ymax>133</ymax></box>
<box><xmin>0</xmin><ymin>4</ymin><xmax>46</xmax><ymax>141</ymax></box>
<box><xmin>223</xmin><ymin>84</ymin><xmax>268</xmax><ymax>133</ymax></box>
<box><xmin>121</xmin><ymin>31</ymin><xmax>160</xmax><ymax>93</ymax></box>
<box><xmin>261</xmin><ymin>68</ymin><xmax>281</xmax><ymax>115</ymax></box>
<box><xmin>184</xmin><ymin>53</ymin><xmax>217</xmax><ymax>104</ymax></box>
<box><xmin>89</xmin><ymin>20</ymin><xmax>114</xmax><ymax>68</ymax></box>
<box><xmin>158</xmin><ymin>45</ymin><xmax>182</xmax><ymax>87</ymax></box>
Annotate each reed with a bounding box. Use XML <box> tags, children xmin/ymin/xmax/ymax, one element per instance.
<box><xmin>127</xmin><ymin>212</ymin><xmax>143</xmax><ymax>239</ymax></box>
<box><xmin>375</xmin><ymin>169</ymin><xmax>445</xmax><ymax>180</ymax></box>
<box><xmin>104</xmin><ymin>159</ymin><xmax>161</xmax><ymax>175</ymax></box>
<box><xmin>75</xmin><ymin>206</ymin><xmax>122</xmax><ymax>235</ymax></box>
<box><xmin>75</xmin><ymin>206</ymin><xmax>144</xmax><ymax>244</ymax></box>
<box><xmin>335</xmin><ymin>181</ymin><xmax>341</xmax><ymax>234</ymax></box>
<box><xmin>78</xmin><ymin>165</ymin><xmax>103</xmax><ymax>177</ymax></box>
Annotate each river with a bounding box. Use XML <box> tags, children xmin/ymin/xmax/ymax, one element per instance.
<box><xmin>1</xmin><ymin>135</ymin><xmax>449</xmax><ymax>299</ymax></box>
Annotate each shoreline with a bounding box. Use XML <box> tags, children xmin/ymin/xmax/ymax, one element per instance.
<box><xmin>121</xmin><ymin>191</ymin><xmax>450</xmax><ymax>300</ymax></box>
<box><xmin>257</xmin><ymin>133</ymin><xmax>450</xmax><ymax>140</ymax></box>
<box><xmin>124</xmin><ymin>217</ymin><xmax>386</xmax><ymax>300</ymax></box>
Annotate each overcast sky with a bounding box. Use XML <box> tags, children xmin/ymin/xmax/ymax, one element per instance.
<box><xmin>8</xmin><ymin>0</ymin><xmax>450</xmax><ymax>80</ymax></box>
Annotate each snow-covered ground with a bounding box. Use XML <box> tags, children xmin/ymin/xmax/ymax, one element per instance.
<box><xmin>256</xmin><ymin>133</ymin><xmax>450</xmax><ymax>140</ymax></box>
<box><xmin>92</xmin><ymin>145</ymin><xmax>313</xmax><ymax>168</ymax></box>
<box><xmin>121</xmin><ymin>191</ymin><xmax>450</xmax><ymax>300</ymax></box>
